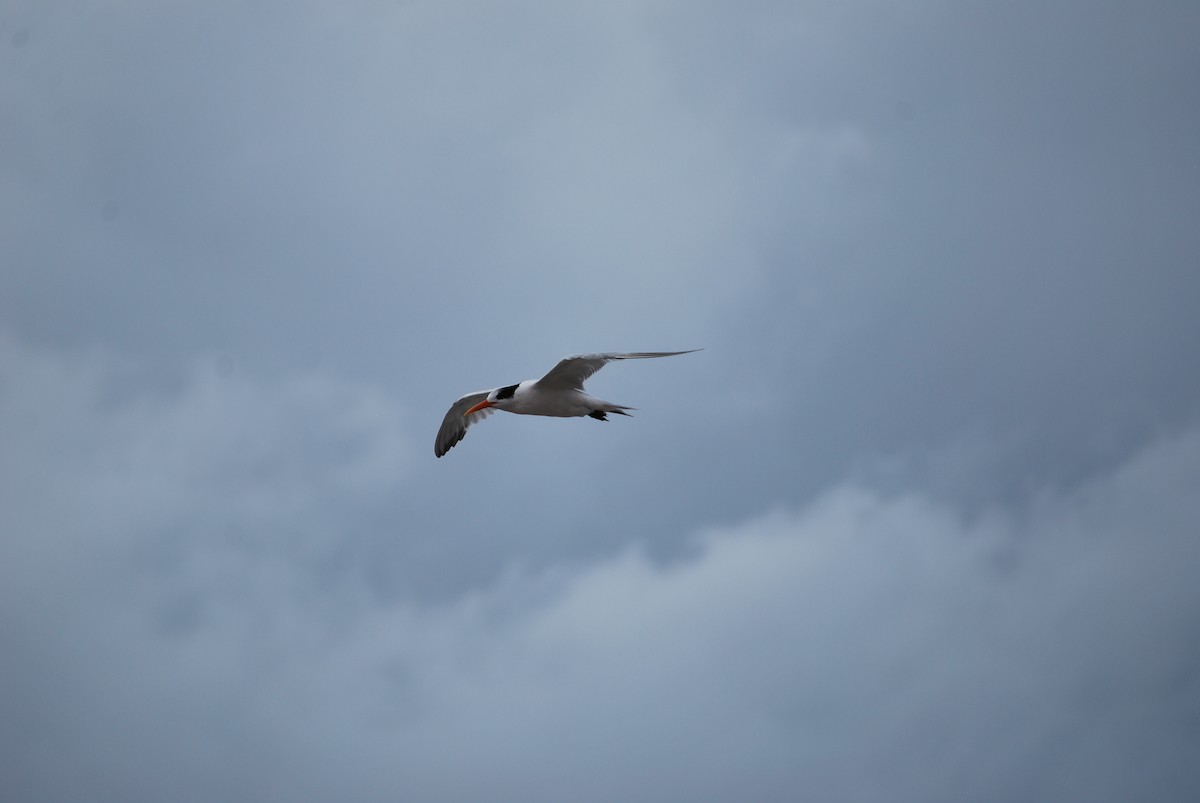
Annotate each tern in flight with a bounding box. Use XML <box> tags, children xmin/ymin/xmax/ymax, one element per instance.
<box><xmin>434</xmin><ymin>350</ymin><xmax>700</xmax><ymax>457</ymax></box>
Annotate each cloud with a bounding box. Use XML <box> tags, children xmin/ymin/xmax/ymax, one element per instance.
<box><xmin>373</xmin><ymin>432</ymin><xmax>1200</xmax><ymax>803</ymax></box>
<box><xmin>3</xmin><ymin>2</ymin><xmax>1200</xmax><ymax>800</ymax></box>
<box><xmin>3</xmin><ymin>335</ymin><xmax>1197</xmax><ymax>801</ymax></box>
<box><xmin>0</xmin><ymin>333</ymin><xmax>409</xmax><ymax>643</ymax></box>
<box><xmin>0</xmin><ymin>0</ymin><xmax>870</xmax><ymax>374</ymax></box>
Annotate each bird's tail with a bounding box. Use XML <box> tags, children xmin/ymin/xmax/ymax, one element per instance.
<box><xmin>602</xmin><ymin>402</ymin><xmax>635</xmax><ymax>416</ymax></box>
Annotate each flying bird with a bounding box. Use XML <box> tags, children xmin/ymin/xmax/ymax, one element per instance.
<box><xmin>435</xmin><ymin>350</ymin><xmax>700</xmax><ymax>457</ymax></box>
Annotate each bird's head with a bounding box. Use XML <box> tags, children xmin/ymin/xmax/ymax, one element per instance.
<box><xmin>465</xmin><ymin>382</ymin><xmax>521</xmax><ymax>415</ymax></box>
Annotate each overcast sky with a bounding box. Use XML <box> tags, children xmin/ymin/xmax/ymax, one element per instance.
<box><xmin>3</xmin><ymin>1</ymin><xmax>1199</xmax><ymax>800</ymax></box>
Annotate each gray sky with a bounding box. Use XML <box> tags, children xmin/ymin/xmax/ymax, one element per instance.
<box><xmin>3</xmin><ymin>1</ymin><xmax>1199</xmax><ymax>800</ymax></box>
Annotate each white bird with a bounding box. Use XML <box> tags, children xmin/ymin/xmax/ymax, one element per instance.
<box><xmin>435</xmin><ymin>350</ymin><xmax>700</xmax><ymax>457</ymax></box>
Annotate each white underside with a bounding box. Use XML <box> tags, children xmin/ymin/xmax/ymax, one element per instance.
<box><xmin>505</xmin><ymin>387</ymin><xmax>618</xmax><ymax>417</ymax></box>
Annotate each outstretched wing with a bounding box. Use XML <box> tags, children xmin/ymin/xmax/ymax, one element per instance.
<box><xmin>534</xmin><ymin>350</ymin><xmax>701</xmax><ymax>391</ymax></box>
<box><xmin>434</xmin><ymin>390</ymin><xmax>494</xmax><ymax>457</ymax></box>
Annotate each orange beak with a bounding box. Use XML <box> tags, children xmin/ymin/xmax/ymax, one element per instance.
<box><xmin>465</xmin><ymin>399</ymin><xmax>495</xmax><ymax>416</ymax></box>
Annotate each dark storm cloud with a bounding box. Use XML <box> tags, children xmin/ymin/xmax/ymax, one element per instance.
<box><xmin>3</xmin><ymin>336</ymin><xmax>1198</xmax><ymax>801</ymax></box>
<box><xmin>2</xmin><ymin>0</ymin><xmax>1199</xmax><ymax>800</ymax></box>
